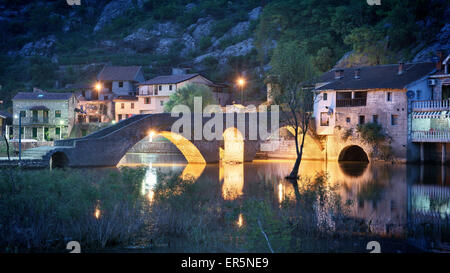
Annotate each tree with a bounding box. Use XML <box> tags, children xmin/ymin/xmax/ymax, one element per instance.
<box><xmin>164</xmin><ymin>83</ymin><xmax>217</xmax><ymax>113</ymax></box>
<box><xmin>268</xmin><ymin>41</ymin><xmax>318</xmax><ymax>180</ymax></box>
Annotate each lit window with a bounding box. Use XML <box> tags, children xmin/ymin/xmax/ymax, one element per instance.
<box><xmin>320</xmin><ymin>112</ymin><xmax>329</xmax><ymax>126</ymax></box>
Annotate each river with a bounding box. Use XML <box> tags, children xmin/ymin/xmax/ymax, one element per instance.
<box><xmin>118</xmin><ymin>153</ymin><xmax>450</xmax><ymax>251</ymax></box>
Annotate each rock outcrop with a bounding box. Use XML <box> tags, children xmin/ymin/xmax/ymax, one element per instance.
<box><xmin>94</xmin><ymin>0</ymin><xmax>135</xmax><ymax>32</ymax></box>
<box><xmin>13</xmin><ymin>35</ymin><xmax>57</xmax><ymax>57</ymax></box>
<box><xmin>413</xmin><ymin>23</ymin><xmax>450</xmax><ymax>62</ymax></box>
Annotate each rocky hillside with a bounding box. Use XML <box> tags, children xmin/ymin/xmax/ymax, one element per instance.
<box><xmin>0</xmin><ymin>0</ymin><xmax>449</xmax><ymax>109</ymax></box>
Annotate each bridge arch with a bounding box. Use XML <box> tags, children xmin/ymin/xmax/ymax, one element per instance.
<box><xmin>156</xmin><ymin>131</ymin><xmax>206</xmax><ymax>164</ymax></box>
<box><xmin>50</xmin><ymin>151</ymin><xmax>69</xmax><ymax>169</ymax></box>
<box><xmin>338</xmin><ymin>145</ymin><xmax>369</xmax><ymax>162</ymax></box>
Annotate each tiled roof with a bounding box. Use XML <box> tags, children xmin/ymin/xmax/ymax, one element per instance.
<box><xmin>13</xmin><ymin>92</ymin><xmax>73</xmax><ymax>100</ymax></box>
<box><xmin>97</xmin><ymin>66</ymin><xmax>142</xmax><ymax>81</ymax></box>
<box><xmin>315</xmin><ymin>62</ymin><xmax>436</xmax><ymax>91</ymax></box>
<box><xmin>0</xmin><ymin>110</ymin><xmax>12</xmax><ymax>119</ymax></box>
<box><xmin>140</xmin><ymin>73</ymin><xmax>201</xmax><ymax>85</ymax></box>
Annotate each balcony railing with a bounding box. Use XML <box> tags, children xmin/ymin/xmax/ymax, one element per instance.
<box><xmin>336</xmin><ymin>98</ymin><xmax>366</xmax><ymax>107</ymax></box>
<box><xmin>22</xmin><ymin>117</ymin><xmax>50</xmax><ymax>125</ymax></box>
<box><xmin>412</xmin><ymin>99</ymin><xmax>450</xmax><ymax>110</ymax></box>
<box><xmin>411</xmin><ymin>130</ymin><xmax>450</xmax><ymax>142</ymax></box>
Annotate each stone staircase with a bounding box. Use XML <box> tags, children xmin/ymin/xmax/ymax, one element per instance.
<box><xmin>22</xmin><ymin>146</ymin><xmax>59</xmax><ymax>160</ymax></box>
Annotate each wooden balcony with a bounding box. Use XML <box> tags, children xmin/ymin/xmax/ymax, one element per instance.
<box><xmin>412</xmin><ymin>130</ymin><xmax>450</xmax><ymax>142</ymax></box>
<box><xmin>412</xmin><ymin>99</ymin><xmax>450</xmax><ymax>111</ymax></box>
<box><xmin>336</xmin><ymin>98</ymin><xmax>366</xmax><ymax>107</ymax></box>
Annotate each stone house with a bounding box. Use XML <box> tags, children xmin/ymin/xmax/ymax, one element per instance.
<box><xmin>8</xmin><ymin>90</ymin><xmax>78</xmax><ymax>141</ymax></box>
<box><xmin>113</xmin><ymin>95</ymin><xmax>139</xmax><ymax>121</ymax></box>
<box><xmin>136</xmin><ymin>73</ymin><xmax>230</xmax><ymax>115</ymax></box>
<box><xmin>313</xmin><ymin>62</ymin><xmax>436</xmax><ymax>162</ymax></box>
<box><xmin>97</xmin><ymin>66</ymin><xmax>145</xmax><ymax>99</ymax></box>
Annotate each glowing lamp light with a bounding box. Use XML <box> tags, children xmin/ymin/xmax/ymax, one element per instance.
<box><xmin>59</xmin><ymin>120</ymin><xmax>64</xmax><ymax>125</ymax></box>
<box><xmin>14</xmin><ymin>114</ymin><xmax>19</xmax><ymax>119</ymax></box>
<box><xmin>94</xmin><ymin>208</ymin><xmax>101</xmax><ymax>219</ymax></box>
<box><xmin>148</xmin><ymin>131</ymin><xmax>155</xmax><ymax>142</ymax></box>
<box><xmin>112</xmin><ymin>120</ymin><xmax>116</xmax><ymax>124</ymax></box>
<box><xmin>237</xmin><ymin>77</ymin><xmax>245</xmax><ymax>87</ymax></box>
<box><xmin>95</xmin><ymin>82</ymin><xmax>102</xmax><ymax>92</ymax></box>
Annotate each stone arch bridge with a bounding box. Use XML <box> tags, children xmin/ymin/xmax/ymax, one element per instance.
<box><xmin>22</xmin><ymin>113</ymin><xmax>327</xmax><ymax>168</ymax></box>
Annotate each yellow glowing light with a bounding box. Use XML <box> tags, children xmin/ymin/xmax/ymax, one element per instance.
<box><xmin>278</xmin><ymin>183</ymin><xmax>283</xmax><ymax>204</ymax></box>
<box><xmin>95</xmin><ymin>82</ymin><xmax>102</xmax><ymax>92</ymax></box>
<box><xmin>59</xmin><ymin>120</ymin><xmax>64</xmax><ymax>125</ymax></box>
<box><xmin>94</xmin><ymin>208</ymin><xmax>101</xmax><ymax>219</ymax></box>
<box><xmin>181</xmin><ymin>163</ymin><xmax>206</xmax><ymax>180</ymax></box>
<box><xmin>222</xmin><ymin>128</ymin><xmax>244</xmax><ymax>163</ymax></box>
<box><xmin>222</xmin><ymin>163</ymin><xmax>244</xmax><ymax>200</ymax></box>
<box><xmin>158</xmin><ymin>131</ymin><xmax>206</xmax><ymax>164</ymax></box>
<box><xmin>147</xmin><ymin>190</ymin><xmax>155</xmax><ymax>203</ymax></box>
<box><xmin>148</xmin><ymin>131</ymin><xmax>155</xmax><ymax>142</ymax></box>
<box><xmin>237</xmin><ymin>213</ymin><xmax>244</xmax><ymax>228</ymax></box>
<box><xmin>237</xmin><ymin>77</ymin><xmax>245</xmax><ymax>87</ymax></box>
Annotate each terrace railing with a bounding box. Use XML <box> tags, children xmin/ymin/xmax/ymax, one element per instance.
<box><xmin>411</xmin><ymin>130</ymin><xmax>450</xmax><ymax>142</ymax></box>
<box><xmin>336</xmin><ymin>98</ymin><xmax>366</xmax><ymax>107</ymax></box>
<box><xmin>412</xmin><ymin>99</ymin><xmax>450</xmax><ymax>111</ymax></box>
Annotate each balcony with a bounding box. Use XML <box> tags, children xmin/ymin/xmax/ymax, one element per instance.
<box><xmin>411</xmin><ymin>130</ymin><xmax>450</xmax><ymax>142</ymax></box>
<box><xmin>412</xmin><ymin>99</ymin><xmax>450</xmax><ymax>111</ymax></box>
<box><xmin>336</xmin><ymin>98</ymin><xmax>367</xmax><ymax>107</ymax></box>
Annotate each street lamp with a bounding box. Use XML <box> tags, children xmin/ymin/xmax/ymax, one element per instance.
<box><xmin>237</xmin><ymin>77</ymin><xmax>246</xmax><ymax>105</ymax></box>
<box><xmin>14</xmin><ymin>113</ymin><xmax>22</xmax><ymax>161</ymax></box>
<box><xmin>95</xmin><ymin>82</ymin><xmax>102</xmax><ymax>91</ymax></box>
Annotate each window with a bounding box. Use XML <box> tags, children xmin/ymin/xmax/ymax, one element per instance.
<box><xmin>104</xmin><ymin>96</ymin><xmax>109</xmax><ymax>100</ymax></box>
<box><xmin>121</xmin><ymin>103</ymin><xmax>125</xmax><ymax>109</ymax></box>
<box><xmin>55</xmin><ymin>127</ymin><xmax>60</xmax><ymax>136</ymax></box>
<box><xmin>159</xmin><ymin>85</ymin><xmax>162</xmax><ymax>91</ymax></box>
<box><xmin>169</xmin><ymin>85</ymin><xmax>173</xmax><ymax>91</ymax></box>
<box><xmin>323</xmin><ymin>93</ymin><xmax>327</xmax><ymax>101</ymax></box>
<box><xmin>359</xmin><ymin>115</ymin><xmax>365</xmax><ymax>125</ymax></box>
<box><xmin>32</xmin><ymin>128</ymin><xmax>37</xmax><ymax>138</ymax></box>
<box><xmin>118</xmin><ymin>81</ymin><xmax>124</xmax><ymax>88</ymax></box>
<box><xmin>20</xmin><ymin>110</ymin><xmax>26</xmax><ymax>117</ymax></box>
<box><xmin>145</xmin><ymin>98</ymin><xmax>151</xmax><ymax>104</ymax></box>
<box><xmin>320</xmin><ymin>112</ymin><xmax>329</xmax><ymax>126</ymax></box>
<box><xmin>373</xmin><ymin>115</ymin><xmax>378</xmax><ymax>124</ymax></box>
<box><xmin>131</xmin><ymin>103</ymin><xmax>134</xmax><ymax>109</ymax></box>
<box><xmin>387</xmin><ymin>92</ymin><xmax>392</xmax><ymax>102</ymax></box>
<box><xmin>81</xmin><ymin>129</ymin><xmax>87</xmax><ymax>137</ymax></box>
<box><xmin>416</xmin><ymin>90</ymin><xmax>421</xmax><ymax>99</ymax></box>
<box><xmin>160</xmin><ymin>100</ymin><xmax>164</xmax><ymax>106</ymax></box>
<box><xmin>118</xmin><ymin>114</ymin><xmax>122</xmax><ymax>121</ymax></box>
<box><xmin>346</xmin><ymin>117</ymin><xmax>351</xmax><ymax>123</ymax></box>
<box><xmin>391</xmin><ymin>114</ymin><xmax>398</xmax><ymax>125</ymax></box>
<box><xmin>55</xmin><ymin>110</ymin><xmax>61</xmax><ymax>118</ymax></box>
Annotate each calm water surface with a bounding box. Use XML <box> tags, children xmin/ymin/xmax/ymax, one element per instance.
<box><xmin>118</xmin><ymin>153</ymin><xmax>450</xmax><ymax>243</ymax></box>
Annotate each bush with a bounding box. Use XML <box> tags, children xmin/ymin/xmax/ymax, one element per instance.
<box><xmin>356</xmin><ymin>122</ymin><xmax>386</xmax><ymax>144</ymax></box>
<box><xmin>0</xmin><ymin>167</ymin><xmax>146</xmax><ymax>252</ymax></box>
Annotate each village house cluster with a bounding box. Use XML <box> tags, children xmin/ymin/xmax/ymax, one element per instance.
<box><xmin>2</xmin><ymin>66</ymin><xmax>231</xmax><ymax>141</ymax></box>
<box><xmin>313</xmin><ymin>51</ymin><xmax>450</xmax><ymax>163</ymax></box>
<box><xmin>1</xmin><ymin>51</ymin><xmax>450</xmax><ymax>165</ymax></box>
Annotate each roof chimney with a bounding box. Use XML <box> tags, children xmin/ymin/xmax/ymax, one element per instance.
<box><xmin>398</xmin><ymin>62</ymin><xmax>404</xmax><ymax>75</ymax></box>
<box><xmin>354</xmin><ymin>68</ymin><xmax>360</xmax><ymax>79</ymax></box>
<box><xmin>334</xmin><ymin>69</ymin><xmax>344</xmax><ymax>79</ymax></box>
<box><xmin>436</xmin><ymin>50</ymin><xmax>445</xmax><ymax>71</ymax></box>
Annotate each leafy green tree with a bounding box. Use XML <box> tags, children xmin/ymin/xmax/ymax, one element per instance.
<box><xmin>313</xmin><ymin>47</ymin><xmax>334</xmax><ymax>72</ymax></box>
<box><xmin>268</xmin><ymin>41</ymin><xmax>317</xmax><ymax>179</ymax></box>
<box><xmin>164</xmin><ymin>83</ymin><xmax>217</xmax><ymax>113</ymax></box>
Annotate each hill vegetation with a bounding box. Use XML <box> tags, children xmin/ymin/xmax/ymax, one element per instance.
<box><xmin>0</xmin><ymin>0</ymin><xmax>448</xmax><ymax>110</ymax></box>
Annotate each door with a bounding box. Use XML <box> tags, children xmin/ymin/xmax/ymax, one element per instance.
<box><xmin>443</xmin><ymin>85</ymin><xmax>450</xmax><ymax>100</ymax></box>
<box><xmin>32</xmin><ymin>110</ymin><xmax>38</xmax><ymax>123</ymax></box>
<box><xmin>43</xmin><ymin>111</ymin><xmax>49</xmax><ymax>123</ymax></box>
<box><xmin>44</xmin><ymin>127</ymin><xmax>49</xmax><ymax>141</ymax></box>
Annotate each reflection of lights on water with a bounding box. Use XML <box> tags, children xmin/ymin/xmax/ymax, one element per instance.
<box><xmin>148</xmin><ymin>131</ymin><xmax>155</xmax><ymax>142</ymax></box>
<box><xmin>237</xmin><ymin>213</ymin><xmax>244</xmax><ymax>227</ymax></box>
<box><xmin>278</xmin><ymin>183</ymin><xmax>283</xmax><ymax>204</ymax></box>
<box><xmin>94</xmin><ymin>208</ymin><xmax>101</xmax><ymax>219</ymax></box>
<box><xmin>222</xmin><ymin>163</ymin><xmax>244</xmax><ymax>200</ymax></box>
<box><xmin>142</xmin><ymin>163</ymin><xmax>158</xmax><ymax>203</ymax></box>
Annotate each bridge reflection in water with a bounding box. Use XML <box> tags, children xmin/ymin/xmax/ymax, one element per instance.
<box><xmin>119</xmin><ymin>153</ymin><xmax>450</xmax><ymax>241</ymax></box>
